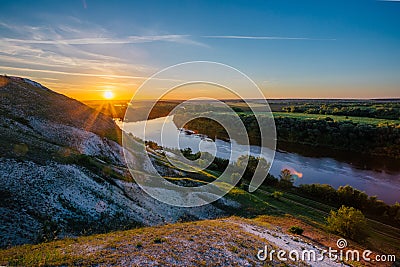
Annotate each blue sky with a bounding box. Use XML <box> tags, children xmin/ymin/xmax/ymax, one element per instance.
<box><xmin>0</xmin><ymin>0</ymin><xmax>399</xmax><ymax>99</ymax></box>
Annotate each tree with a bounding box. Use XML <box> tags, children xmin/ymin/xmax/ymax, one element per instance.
<box><xmin>263</xmin><ymin>173</ymin><xmax>279</xmax><ymax>186</ymax></box>
<box><xmin>326</xmin><ymin>205</ymin><xmax>369</xmax><ymax>242</ymax></box>
<box><xmin>279</xmin><ymin>169</ymin><xmax>294</xmax><ymax>189</ymax></box>
<box><xmin>298</xmin><ymin>184</ymin><xmax>338</xmax><ymax>203</ymax></box>
<box><xmin>235</xmin><ymin>155</ymin><xmax>267</xmax><ymax>180</ymax></box>
<box><xmin>337</xmin><ymin>185</ymin><xmax>354</xmax><ymax>206</ymax></box>
<box><xmin>236</xmin><ymin>155</ymin><xmax>255</xmax><ymax>180</ymax></box>
<box><xmin>272</xmin><ymin>191</ymin><xmax>283</xmax><ymax>200</ymax></box>
<box><xmin>145</xmin><ymin>140</ymin><xmax>161</xmax><ymax>150</ymax></box>
<box><xmin>180</xmin><ymin>147</ymin><xmax>201</xmax><ymax>160</ymax></box>
<box><xmin>388</xmin><ymin>202</ymin><xmax>400</xmax><ymax>224</ymax></box>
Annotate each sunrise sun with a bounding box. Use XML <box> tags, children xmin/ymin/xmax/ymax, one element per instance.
<box><xmin>103</xmin><ymin>91</ymin><xmax>114</xmax><ymax>99</ymax></box>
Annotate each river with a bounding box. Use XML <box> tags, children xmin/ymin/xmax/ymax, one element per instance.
<box><xmin>119</xmin><ymin>116</ymin><xmax>400</xmax><ymax>204</ymax></box>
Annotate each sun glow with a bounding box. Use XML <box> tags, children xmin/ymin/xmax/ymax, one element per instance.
<box><xmin>103</xmin><ymin>91</ymin><xmax>114</xmax><ymax>99</ymax></box>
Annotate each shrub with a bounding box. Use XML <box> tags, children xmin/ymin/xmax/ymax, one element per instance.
<box><xmin>279</xmin><ymin>169</ymin><xmax>294</xmax><ymax>189</ymax></box>
<box><xmin>298</xmin><ymin>184</ymin><xmax>338</xmax><ymax>203</ymax></box>
<box><xmin>288</xmin><ymin>226</ymin><xmax>304</xmax><ymax>235</ymax></box>
<box><xmin>326</xmin><ymin>205</ymin><xmax>369</xmax><ymax>242</ymax></box>
<box><xmin>235</xmin><ymin>155</ymin><xmax>270</xmax><ymax>182</ymax></box>
<box><xmin>272</xmin><ymin>191</ymin><xmax>283</xmax><ymax>200</ymax></box>
<box><xmin>146</xmin><ymin>141</ymin><xmax>162</xmax><ymax>150</ymax></box>
<box><xmin>263</xmin><ymin>174</ymin><xmax>279</xmax><ymax>186</ymax></box>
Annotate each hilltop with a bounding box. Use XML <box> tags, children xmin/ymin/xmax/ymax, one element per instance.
<box><xmin>0</xmin><ymin>216</ymin><xmax>359</xmax><ymax>267</ymax></box>
<box><xmin>0</xmin><ymin>76</ymin><xmax>236</xmax><ymax>248</ymax></box>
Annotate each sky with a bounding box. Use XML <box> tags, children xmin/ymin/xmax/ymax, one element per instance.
<box><xmin>0</xmin><ymin>0</ymin><xmax>399</xmax><ymax>100</ymax></box>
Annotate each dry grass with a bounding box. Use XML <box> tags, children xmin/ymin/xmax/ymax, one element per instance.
<box><xmin>1</xmin><ymin>215</ymin><xmax>395</xmax><ymax>266</ymax></box>
<box><xmin>0</xmin><ymin>217</ymin><xmax>308</xmax><ymax>267</ymax></box>
<box><xmin>249</xmin><ymin>215</ymin><xmax>394</xmax><ymax>267</ymax></box>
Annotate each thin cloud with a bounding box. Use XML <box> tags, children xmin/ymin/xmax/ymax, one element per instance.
<box><xmin>0</xmin><ymin>21</ymin><xmax>206</xmax><ymax>47</ymax></box>
<box><xmin>202</xmin><ymin>35</ymin><xmax>336</xmax><ymax>41</ymax></box>
<box><xmin>0</xmin><ymin>21</ymin><xmax>180</xmax><ymax>82</ymax></box>
<box><xmin>0</xmin><ymin>66</ymin><xmax>182</xmax><ymax>82</ymax></box>
<box><xmin>0</xmin><ymin>19</ymin><xmax>206</xmax><ymax>98</ymax></box>
<box><xmin>2</xmin><ymin>35</ymin><xmax>203</xmax><ymax>46</ymax></box>
<box><xmin>0</xmin><ymin>20</ymin><xmax>208</xmax><ymax>83</ymax></box>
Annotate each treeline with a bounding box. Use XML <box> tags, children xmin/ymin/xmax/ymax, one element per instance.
<box><xmin>274</xmin><ymin>116</ymin><xmax>400</xmax><ymax>158</ymax></box>
<box><xmin>174</xmin><ymin>112</ymin><xmax>400</xmax><ymax>158</ymax></box>
<box><xmin>180</xmin><ymin>147</ymin><xmax>230</xmax><ymax>172</ymax></box>
<box><xmin>124</xmin><ymin>101</ymin><xmax>180</xmax><ymax>122</ymax></box>
<box><xmin>282</xmin><ymin>103</ymin><xmax>400</xmax><ymax>120</ymax></box>
<box><xmin>297</xmin><ymin>184</ymin><xmax>400</xmax><ymax>227</ymax></box>
<box><xmin>235</xmin><ymin>156</ymin><xmax>400</xmax><ymax>228</ymax></box>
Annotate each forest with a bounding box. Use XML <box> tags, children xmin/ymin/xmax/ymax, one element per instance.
<box><xmin>281</xmin><ymin>101</ymin><xmax>400</xmax><ymax>120</ymax></box>
<box><xmin>172</xmin><ymin>101</ymin><xmax>400</xmax><ymax>159</ymax></box>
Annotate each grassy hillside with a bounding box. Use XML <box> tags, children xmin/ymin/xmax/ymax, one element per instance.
<box><xmin>1</xmin><ymin>213</ymin><xmax>396</xmax><ymax>266</ymax></box>
<box><xmin>0</xmin><ymin>76</ymin><xmax>121</xmax><ymax>144</ymax></box>
<box><xmin>0</xmin><ymin>76</ymin><xmax>236</xmax><ymax>249</ymax></box>
<box><xmin>0</xmin><ymin>217</ymin><xmax>282</xmax><ymax>266</ymax></box>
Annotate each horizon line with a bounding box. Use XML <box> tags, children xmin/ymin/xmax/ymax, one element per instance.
<box><xmin>81</xmin><ymin>97</ymin><xmax>400</xmax><ymax>102</ymax></box>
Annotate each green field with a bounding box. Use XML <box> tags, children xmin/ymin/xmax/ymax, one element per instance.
<box><xmin>272</xmin><ymin>112</ymin><xmax>400</xmax><ymax>126</ymax></box>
